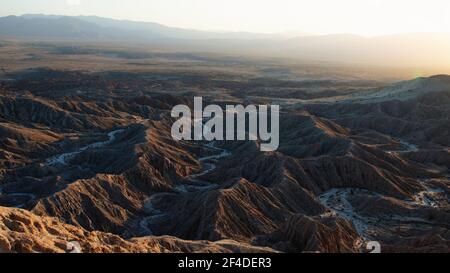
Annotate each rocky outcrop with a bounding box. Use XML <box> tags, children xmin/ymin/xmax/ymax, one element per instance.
<box><xmin>264</xmin><ymin>214</ymin><xmax>361</xmax><ymax>253</ymax></box>
<box><xmin>153</xmin><ymin>179</ymin><xmax>324</xmax><ymax>242</ymax></box>
<box><xmin>0</xmin><ymin>206</ymin><xmax>277</xmax><ymax>253</ymax></box>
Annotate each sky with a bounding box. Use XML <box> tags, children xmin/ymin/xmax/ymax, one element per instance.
<box><xmin>1</xmin><ymin>0</ymin><xmax>450</xmax><ymax>36</ymax></box>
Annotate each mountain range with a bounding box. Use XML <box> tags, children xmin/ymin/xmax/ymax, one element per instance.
<box><xmin>0</xmin><ymin>14</ymin><xmax>300</xmax><ymax>41</ymax></box>
<box><xmin>1</xmin><ymin>14</ymin><xmax>450</xmax><ymax>68</ymax></box>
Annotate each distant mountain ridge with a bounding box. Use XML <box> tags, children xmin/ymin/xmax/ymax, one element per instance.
<box><xmin>1</xmin><ymin>14</ymin><xmax>450</xmax><ymax>69</ymax></box>
<box><xmin>0</xmin><ymin>15</ymin><xmax>165</xmax><ymax>41</ymax></box>
<box><xmin>349</xmin><ymin>74</ymin><xmax>450</xmax><ymax>103</ymax></box>
<box><xmin>0</xmin><ymin>14</ymin><xmax>298</xmax><ymax>41</ymax></box>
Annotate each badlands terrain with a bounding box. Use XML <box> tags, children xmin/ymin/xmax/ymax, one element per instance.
<box><xmin>0</xmin><ymin>40</ymin><xmax>449</xmax><ymax>253</ymax></box>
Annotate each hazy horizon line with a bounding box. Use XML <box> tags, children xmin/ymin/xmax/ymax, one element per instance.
<box><xmin>3</xmin><ymin>13</ymin><xmax>450</xmax><ymax>38</ymax></box>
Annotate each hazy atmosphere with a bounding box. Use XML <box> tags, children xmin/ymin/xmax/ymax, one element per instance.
<box><xmin>1</xmin><ymin>0</ymin><xmax>450</xmax><ymax>74</ymax></box>
<box><xmin>2</xmin><ymin>0</ymin><xmax>450</xmax><ymax>35</ymax></box>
